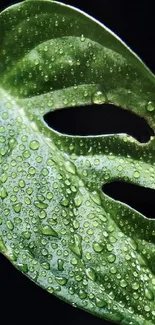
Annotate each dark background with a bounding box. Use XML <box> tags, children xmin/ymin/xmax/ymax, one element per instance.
<box><xmin>0</xmin><ymin>1</ymin><xmax>155</xmax><ymax>325</ymax></box>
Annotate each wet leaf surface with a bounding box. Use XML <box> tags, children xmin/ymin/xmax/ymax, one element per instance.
<box><xmin>0</xmin><ymin>1</ymin><xmax>155</xmax><ymax>324</ymax></box>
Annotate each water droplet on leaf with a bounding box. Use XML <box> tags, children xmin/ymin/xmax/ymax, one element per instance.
<box><xmin>145</xmin><ymin>288</ymin><xmax>154</xmax><ymax>301</ymax></box>
<box><xmin>69</xmin><ymin>234</ymin><xmax>82</xmax><ymax>257</ymax></box>
<box><xmin>85</xmin><ymin>267</ymin><xmax>96</xmax><ymax>281</ymax></box>
<box><xmin>95</xmin><ymin>297</ymin><xmax>106</xmax><ymax>308</ymax></box>
<box><xmin>92</xmin><ymin>91</ymin><xmax>106</xmax><ymax>104</ymax></box>
<box><xmin>74</xmin><ymin>191</ymin><xmax>83</xmax><ymax>207</ymax></box>
<box><xmin>93</xmin><ymin>242</ymin><xmax>103</xmax><ymax>252</ymax></box>
<box><xmin>34</xmin><ymin>201</ymin><xmax>48</xmax><ymax>209</ymax></box>
<box><xmin>55</xmin><ymin>277</ymin><xmax>68</xmax><ymax>286</ymax></box>
<box><xmin>29</xmin><ymin>140</ymin><xmax>40</xmax><ymax>150</ymax></box>
<box><xmin>41</xmin><ymin>225</ymin><xmax>58</xmax><ymax>237</ymax></box>
<box><xmin>65</xmin><ymin>161</ymin><xmax>76</xmax><ymax>174</ymax></box>
<box><xmin>0</xmin><ymin>186</ymin><xmax>8</xmax><ymax>199</ymax></box>
<box><xmin>146</xmin><ymin>101</ymin><xmax>155</xmax><ymax>112</ymax></box>
<box><xmin>13</xmin><ymin>202</ymin><xmax>22</xmax><ymax>213</ymax></box>
<box><xmin>133</xmin><ymin>171</ymin><xmax>140</xmax><ymax>179</ymax></box>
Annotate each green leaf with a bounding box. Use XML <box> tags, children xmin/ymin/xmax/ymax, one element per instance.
<box><xmin>0</xmin><ymin>1</ymin><xmax>155</xmax><ymax>324</ymax></box>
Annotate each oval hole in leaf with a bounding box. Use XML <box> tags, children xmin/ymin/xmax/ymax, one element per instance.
<box><xmin>103</xmin><ymin>181</ymin><xmax>155</xmax><ymax>219</ymax></box>
<box><xmin>43</xmin><ymin>104</ymin><xmax>154</xmax><ymax>143</ymax></box>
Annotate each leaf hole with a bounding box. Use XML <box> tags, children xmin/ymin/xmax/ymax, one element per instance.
<box><xmin>103</xmin><ymin>181</ymin><xmax>155</xmax><ymax>219</ymax></box>
<box><xmin>43</xmin><ymin>104</ymin><xmax>154</xmax><ymax>143</ymax></box>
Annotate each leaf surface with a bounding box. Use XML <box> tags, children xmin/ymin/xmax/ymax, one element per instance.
<box><xmin>0</xmin><ymin>1</ymin><xmax>155</xmax><ymax>324</ymax></box>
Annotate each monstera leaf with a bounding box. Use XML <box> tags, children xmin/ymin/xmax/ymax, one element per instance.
<box><xmin>1</xmin><ymin>0</ymin><xmax>155</xmax><ymax>324</ymax></box>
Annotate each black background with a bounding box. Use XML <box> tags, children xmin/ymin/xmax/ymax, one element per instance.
<box><xmin>0</xmin><ymin>1</ymin><xmax>155</xmax><ymax>325</ymax></box>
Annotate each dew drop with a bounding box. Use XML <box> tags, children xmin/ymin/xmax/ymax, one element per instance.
<box><xmin>13</xmin><ymin>202</ymin><xmax>22</xmax><ymax>213</ymax></box>
<box><xmin>146</xmin><ymin>101</ymin><xmax>155</xmax><ymax>112</ymax></box>
<box><xmin>41</xmin><ymin>168</ymin><xmax>49</xmax><ymax>176</ymax></box>
<box><xmin>21</xmin><ymin>135</ymin><xmax>28</xmax><ymax>142</ymax></box>
<box><xmin>18</xmin><ymin>263</ymin><xmax>28</xmax><ymax>273</ymax></box>
<box><xmin>71</xmin><ymin>257</ymin><xmax>78</xmax><ymax>265</ymax></box>
<box><xmin>145</xmin><ymin>288</ymin><xmax>154</xmax><ymax>301</ymax></box>
<box><xmin>0</xmin><ymin>236</ymin><xmax>7</xmax><ymax>253</ymax></box>
<box><xmin>93</xmin><ymin>242</ymin><xmax>103</xmax><ymax>253</ymax></box>
<box><xmin>14</xmin><ymin>217</ymin><xmax>22</xmax><ymax>224</ymax></box>
<box><xmin>41</xmin><ymin>248</ymin><xmax>48</xmax><ymax>256</ymax></box>
<box><xmin>80</xmin><ymin>34</ymin><xmax>85</xmax><ymax>42</ymax></box>
<box><xmin>117</xmin><ymin>165</ymin><xmax>123</xmax><ymax>172</ymax></box>
<box><xmin>55</xmin><ymin>276</ymin><xmax>68</xmax><ymax>286</ymax></box>
<box><xmin>64</xmin><ymin>161</ymin><xmax>76</xmax><ymax>174</ymax></box>
<box><xmin>85</xmin><ymin>252</ymin><xmax>92</xmax><ymax>260</ymax></box>
<box><xmin>46</xmin><ymin>192</ymin><xmax>53</xmax><ymax>200</ymax></box>
<box><xmin>144</xmin><ymin>305</ymin><xmax>150</xmax><ymax>312</ymax></box>
<box><xmin>69</xmin><ymin>234</ymin><xmax>82</xmax><ymax>257</ymax></box>
<box><xmin>19</xmin><ymin>180</ymin><xmax>25</xmax><ymax>188</ymax></box>
<box><xmin>98</xmin><ymin>214</ymin><xmax>107</xmax><ymax>222</ymax></box>
<box><xmin>60</xmin><ymin>198</ymin><xmax>69</xmax><ymax>207</ymax></box>
<box><xmin>6</xmin><ymin>220</ymin><xmax>14</xmax><ymax>230</ymax></box>
<box><xmin>120</xmin><ymin>279</ymin><xmax>127</xmax><ymax>288</ymax></box>
<box><xmin>133</xmin><ymin>171</ymin><xmax>140</xmax><ymax>179</ymax></box>
<box><xmin>74</xmin><ymin>191</ymin><xmax>83</xmax><ymax>207</ymax></box>
<box><xmin>9</xmin><ymin>253</ymin><xmax>17</xmax><ymax>262</ymax></box>
<box><xmin>44</xmin><ymin>75</ymin><xmax>49</xmax><ymax>82</ymax></box>
<box><xmin>28</xmin><ymin>167</ymin><xmax>36</xmax><ymax>175</ymax></box>
<box><xmin>133</xmin><ymin>292</ymin><xmax>139</xmax><ymax>300</ymax></box>
<box><xmin>9</xmin><ymin>138</ymin><xmax>17</xmax><ymax>150</ymax></box>
<box><xmin>92</xmin><ymin>91</ymin><xmax>106</xmax><ymax>105</ymax></box>
<box><xmin>79</xmin><ymin>289</ymin><xmax>87</xmax><ymax>299</ymax></box>
<box><xmin>1</xmin><ymin>173</ymin><xmax>8</xmax><ymax>183</ymax></box>
<box><xmin>34</xmin><ymin>59</ymin><xmax>39</xmax><ymax>65</ymax></box>
<box><xmin>22</xmin><ymin>231</ymin><xmax>31</xmax><ymax>239</ymax></box>
<box><xmin>90</xmin><ymin>191</ymin><xmax>101</xmax><ymax>205</ymax></box>
<box><xmin>0</xmin><ymin>186</ymin><xmax>8</xmax><ymax>199</ymax></box>
<box><xmin>42</xmin><ymin>262</ymin><xmax>50</xmax><ymax>270</ymax></box>
<box><xmin>57</xmin><ymin>259</ymin><xmax>64</xmax><ymax>271</ymax></box>
<box><xmin>75</xmin><ymin>274</ymin><xmax>83</xmax><ymax>282</ymax></box>
<box><xmin>29</xmin><ymin>140</ymin><xmax>40</xmax><ymax>150</ymax></box>
<box><xmin>73</xmin><ymin>220</ymin><xmax>79</xmax><ymax>229</ymax></box>
<box><xmin>68</xmin><ymin>286</ymin><xmax>74</xmax><ymax>295</ymax></box>
<box><xmin>47</xmin><ymin>287</ymin><xmax>54</xmax><ymax>294</ymax></box>
<box><xmin>23</xmin><ymin>150</ymin><xmax>31</xmax><ymax>159</ymax></box>
<box><xmin>34</xmin><ymin>201</ymin><xmax>48</xmax><ymax>209</ymax></box>
<box><xmin>63</xmin><ymin>98</ymin><xmax>68</xmax><ymax>105</ymax></box>
<box><xmin>41</xmin><ymin>225</ymin><xmax>58</xmax><ymax>237</ymax></box>
<box><xmin>83</xmin><ymin>90</ymin><xmax>88</xmax><ymax>97</ymax></box>
<box><xmin>110</xmin><ymin>266</ymin><xmax>117</xmax><ymax>274</ymax></box>
<box><xmin>39</xmin><ymin>210</ymin><xmax>47</xmax><ymax>220</ymax></box>
<box><xmin>132</xmin><ymin>282</ymin><xmax>139</xmax><ymax>290</ymax></box>
<box><xmin>107</xmin><ymin>254</ymin><xmax>116</xmax><ymax>263</ymax></box>
<box><xmin>85</xmin><ymin>267</ymin><xmax>96</xmax><ymax>281</ymax></box>
<box><xmin>95</xmin><ymin>297</ymin><xmax>106</xmax><ymax>308</ymax></box>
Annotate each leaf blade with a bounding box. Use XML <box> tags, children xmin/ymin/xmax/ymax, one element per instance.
<box><xmin>0</xmin><ymin>1</ymin><xmax>155</xmax><ymax>325</ymax></box>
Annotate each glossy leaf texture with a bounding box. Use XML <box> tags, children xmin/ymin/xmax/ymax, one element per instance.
<box><xmin>0</xmin><ymin>1</ymin><xmax>155</xmax><ymax>324</ymax></box>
